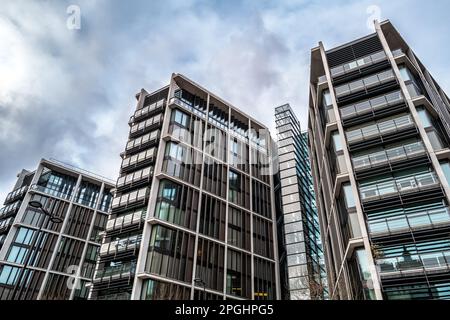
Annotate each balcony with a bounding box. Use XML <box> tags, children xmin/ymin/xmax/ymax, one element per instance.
<box><xmin>339</xmin><ymin>90</ymin><xmax>407</xmax><ymax>127</ymax></box>
<box><xmin>169</xmin><ymin>96</ymin><xmax>206</xmax><ymax>119</ymax></box>
<box><xmin>116</xmin><ymin>167</ymin><xmax>153</xmax><ymax>193</ymax></box>
<box><xmin>377</xmin><ymin>251</ymin><xmax>450</xmax><ymax>278</ymax></box>
<box><xmin>96</xmin><ymin>292</ymin><xmax>131</xmax><ymax>300</ymax></box>
<box><xmin>0</xmin><ymin>217</ymin><xmax>14</xmax><ymax>234</ymax></box>
<box><xmin>346</xmin><ymin>114</ymin><xmax>418</xmax><ymax>151</ymax></box>
<box><xmin>129</xmin><ymin>99</ymin><xmax>165</xmax><ymax>124</ymax></box>
<box><xmin>0</xmin><ymin>200</ymin><xmax>21</xmax><ymax>220</ymax></box>
<box><xmin>99</xmin><ymin>235</ymin><xmax>142</xmax><ymax>258</ymax></box>
<box><xmin>111</xmin><ymin>187</ymin><xmax>149</xmax><ymax>214</ymax></box>
<box><xmin>29</xmin><ymin>184</ymin><xmax>73</xmax><ymax>201</ymax></box>
<box><xmin>94</xmin><ymin>261</ymin><xmax>136</xmax><ymax>284</ymax></box>
<box><xmin>106</xmin><ymin>209</ymin><xmax>146</xmax><ymax>234</ymax></box>
<box><xmin>125</xmin><ymin>129</ymin><xmax>160</xmax><ymax>155</ymax></box>
<box><xmin>121</xmin><ymin>147</ymin><xmax>157</xmax><ymax>174</ymax></box>
<box><xmin>334</xmin><ymin>69</ymin><xmax>398</xmax><ymax>105</ymax></box>
<box><xmin>4</xmin><ymin>185</ymin><xmax>28</xmax><ymax>205</ymax></box>
<box><xmin>352</xmin><ymin>141</ymin><xmax>428</xmax><ymax>178</ymax></box>
<box><xmin>359</xmin><ymin>172</ymin><xmax>442</xmax><ymax>210</ymax></box>
<box><xmin>330</xmin><ymin>50</ymin><xmax>389</xmax><ymax>84</ymax></box>
<box><xmin>129</xmin><ymin>114</ymin><xmax>163</xmax><ymax>139</ymax></box>
<box><xmin>368</xmin><ymin>207</ymin><xmax>450</xmax><ymax>237</ymax></box>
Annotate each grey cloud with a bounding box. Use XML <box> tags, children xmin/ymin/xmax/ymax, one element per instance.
<box><xmin>1</xmin><ymin>0</ymin><xmax>450</xmax><ymax>202</ymax></box>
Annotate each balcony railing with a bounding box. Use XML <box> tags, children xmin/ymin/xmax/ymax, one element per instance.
<box><xmin>352</xmin><ymin>141</ymin><xmax>426</xmax><ymax>171</ymax></box>
<box><xmin>0</xmin><ymin>217</ymin><xmax>14</xmax><ymax>233</ymax></box>
<box><xmin>121</xmin><ymin>148</ymin><xmax>156</xmax><ymax>171</ymax></box>
<box><xmin>97</xmin><ymin>292</ymin><xmax>132</xmax><ymax>300</ymax></box>
<box><xmin>130</xmin><ymin>114</ymin><xmax>163</xmax><ymax>137</ymax></box>
<box><xmin>346</xmin><ymin>114</ymin><xmax>415</xmax><ymax>145</ymax></box>
<box><xmin>129</xmin><ymin>99</ymin><xmax>165</xmax><ymax>124</ymax></box>
<box><xmin>106</xmin><ymin>209</ymin><xmax>146</xmax><ymax>232</ymax></box>
<box><xmin>5</xmin><ymin>185</ymin><xmax>28</xmax><ymax>204</ymax></box>
<box><xmin>340</xmin><ymin>90</ymin><xmax>404</xmax><ymax>120</ymax></box>
<box><xmin>169</xmin><ymin>96</ymin><xmax>206</xmax><ymax>118</ymax></box>
<box><xmin>125</xmin><ymin>130</ymin><xmax>160</xmax><ymax>153</ymax></box>
<box><xmin>377</xmin><ymin>251</ymin><xmax>450</xmax><ymax>275</ymax></box>
<box><xmin>330</xmin><ymin>50</ymin><xmax>387</xmax><ymax>78</ymax></box>
<box><xmin>95</xmin><ymin>261</ymin><xmax>136</xmax><ymax>280</ymax></box>
<box><xmin>30</xmin><ymin>184</ymin><xmax>73</xmax><ymax>201</ymax></box>
<box><xmin>359</xmin><ymin>172</ymin><xmax>440</xmax><ymax>202</ymax></box>
<box><xmin>111</xmin><ymin>187</ymin><xmax>149</xmax><ymax>210</ymax></box>
<box><xmin>335</xmin><ymin>69</ymin><xmax>396</xmax><ymax>99</ymax></box>
<box><xmin>369</xmin><ymin>207</ymin><xmax>450</xmax><ymax>235</ymax></box>
<box><xmin>0</xmin><ymin>200</ymin><xmax>21</xmax><ymax>219</ymax></box>
<box><xmin>99</xmin><ymin>235</ymin><xmax>142</xmax><ymax>256</ymax></box>
<box><xmin>117</xmin><ymin>167</ymin><xmax>153</xmax><ymax>189</ymax></box>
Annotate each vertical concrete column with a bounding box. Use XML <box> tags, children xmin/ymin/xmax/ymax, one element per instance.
<box><xmin>189</xmin><ymin>93</ymin><xmax>210</xmax><ymax>299</ymax></box>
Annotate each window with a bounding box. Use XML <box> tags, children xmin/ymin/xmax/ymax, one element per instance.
<box><xmin>166</xmin><ymin>142</ymin><xmax>185</xmax><ymax>161</ymax></box>
<box><xmin>331</xmin><ymin>131</ymin><xmax>343</xmax><ymax>152</ymax></box>
<box><xmin>7</xmin><ymin>246</ymin><xmax>28</xmax><ymax>264</ymax></box>
<box><xmin>229</xmin><ymin>170</ymin><xmax>240</xmax><ymax>203</ymax></box>
<box><xmin>0</xmin><ymin>265</ymin><xmax>20</xmax><ymax>285</ymax></box>
<box><xmin>417</xmin><ymin>107</ymin><xmax>432</xmax><ymax>128</ymax></box>
<box><xmin>343</xmin><ymin>183</ymin><xmax>355</xmax><ymax>209</ymax></box>
<box><xmin>323</xmin><ymin>90</ymin><xmax>332</xmax><ymax>107</ymax></box>
<box><xmin>173</xmin><ymin>109</ymin><xmax>189</xmax><ymax>127</ymax></box>
<box><xmin>399</xmin><ymin>66</ymin><xmax>412</xmax><ymax>82</ymax></box>
<box><xmin>16</xmin><ymin>227</ymin><xmax>34</xmax><ymax>245</ymax></box>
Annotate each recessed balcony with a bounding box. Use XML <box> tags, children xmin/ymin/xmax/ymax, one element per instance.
<box><xmin>339</xmin><ymin>90</ymin><xmax>407</xmax><ymax>127</ymax></box>
<box><xmin>359</xmin><ymin>172</ymin><xmax>443</xmax><ymax>211</ymax></box>
<box><xmin>168</xmin><ymin>96</ymin><xmax>207</xmax><ymax>119</ymax></box>
<box><xmin>0</xmin><ymin>217</ymin><xmax>14</xmax><ymax>234</ymax></box>
<box><xmin>111</xmin><ymin>187</ymin><xmax>149</xmax><ymax>214</ymax></box>
<box><xmin>29</xmin><ymin>184</ymin><xmax>73</xmax><ymax>201</ymax></box>
<box><xmin>105</xmin><ymin>209</ymin><xmax>146</xmax><ymax>234</ymax></box>
<box><xmin>352</xmin><ymin>141</ymin><xmax>428</xmax><ymax>178</ymax></box>
<box><xmin>129</xmin><ymin>114</ymin><xmax>163</xmax><ymax>139</ymax></box>
<box><xmin>116</xmin><ymin>167</ymin><xmax>153</xmax><ymax>193</ymax></box>
<box><xmin>377</xmin><ymin>251</ymin><xmax>450</xmax><ymax>279</ymax></box>
<box><xmin>120</xmin><ymin>147</ymin><xmax>157</xmax><ymax>174</ymax></box>
<box><xmin>335</xmin><ymin>69</ymin><xmax>398</xmax><ymax>105</ymax></box>
<box><xmin>331</xmin><ymin>50</ymin><xmax>390</xmax><ymax>84</ymax></box>
<box><xmin>368</xmin><ymin>207</ymin><xmax>450</xmax><ymax>237</ymax></box>
<box><xmin>4</xmin><ymin>185</ymin><xmax>28</xmax><ymax>205</ymax></box>
<box><xmin>93</xmin><ymin>261</ymin><xmax>136</xmax><ymax>284</ymax></box>
<box><xmin>125</xmin><ymin>130</ymin><xmax>160</xmax><ymax>156</ymax></box>
<box><xmin>0</xmin><ymin>200</ymin><xmax>21</xmax><ymax>220</ymax></box>
<box><xmin>346</xmin><ymin>114</ymin><xmax>418</xmax><ymax>151</ymax></box>
<box><xmin>99</xmin><ymin>235</ymin><xmax>142</xmax><ymax>258</ymax></box>
<box><xmin>129</xmin><ymin>99</ymin><xmax>165</xmax><ymax>124</ymax></box>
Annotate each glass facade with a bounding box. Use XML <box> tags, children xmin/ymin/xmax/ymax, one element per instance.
<box><xmin>93</xmin><ymin>75</ymin><xmax>278</xmax><ymax>300</ymax></box>
<box><xmin>275</xmin><ymin>104</ymin><xmax>328</xmax><ymax>300</ymax></box>
<box><xmin>0</xmin><ymin>160</ymin><xmax>113</xmax><ymax>300</ymax></box>
<box><xmin>309</xmin><ymin>22</ymin><xmax>450</xmax><ymax>300</ymax></box>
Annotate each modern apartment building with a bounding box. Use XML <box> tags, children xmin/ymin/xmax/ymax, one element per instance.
<box><xmin>0</xmin><ymin>158</ymin><xmax>114</xmax><ymax>300</ymax></box>
<box><xmin>91</xmin><ymin>73</ymin><xmax>280</xmax><ymax>300</ymax></box>
<box><xmin>274</xmin><ymin>104</ymin><xmax>328</xmax><ymax>300</ymax></box>
<box><xmin>308</xmin><ymin>20</ymin><xmax>450</xmax><ymax>300</ymax></box>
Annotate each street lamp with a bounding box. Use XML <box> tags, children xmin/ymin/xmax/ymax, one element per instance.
<box><xmin>11</xmin><ymin>200</ymin><xmax>63</xmax><ymax>300</ymax></box>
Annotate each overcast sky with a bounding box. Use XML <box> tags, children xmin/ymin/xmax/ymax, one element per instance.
<box><xmin>1</xmin><ymin>0</ymin><xmax>450</xmax><ymax>202</ymax></box>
